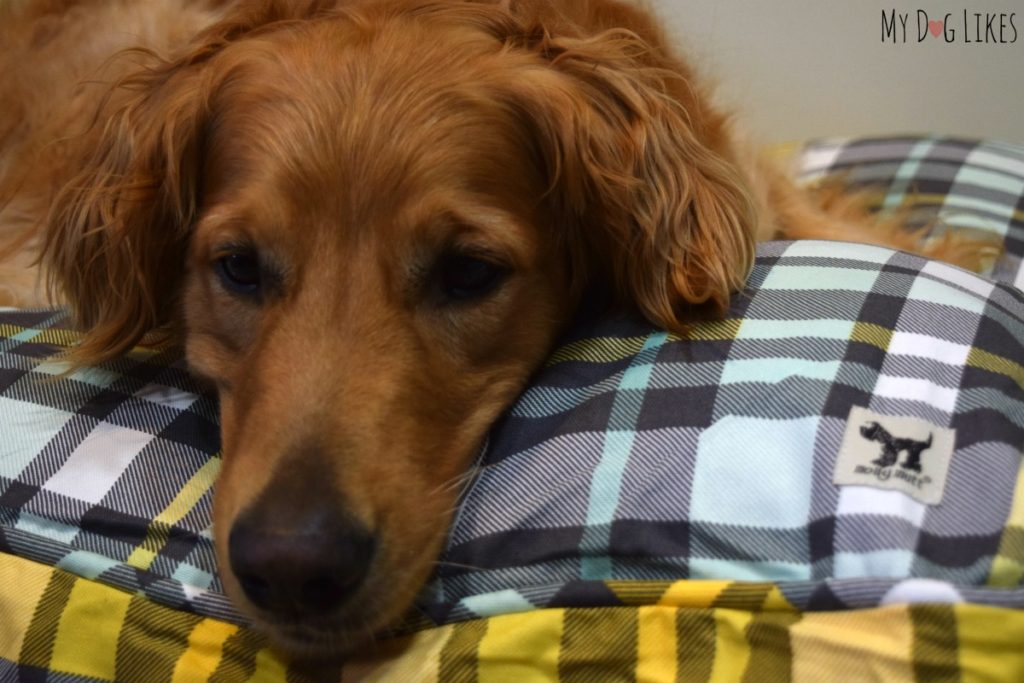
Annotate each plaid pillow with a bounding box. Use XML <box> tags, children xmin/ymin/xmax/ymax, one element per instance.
<box><xmin>423</xmin><ymin>241</ymin><xmax>1024</xmax><ymax>626</ymax></box>
<box><xmin>794</xmin><ymin>136</ymin><xmax>1024</xmax><ymax>283</ymax></box>
<box><xmin>418</xmin><ymin>136</ymin><xmax>1024</xmax><ymax>626</ymax></box>
<box><xmin>1</xmin><ymin>135</ymin><xmax>1022</xmax><ymax>641</ymax></box>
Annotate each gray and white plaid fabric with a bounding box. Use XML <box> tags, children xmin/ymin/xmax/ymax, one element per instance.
<box><xmin>0</xmin><ymin>312</ymin><xmax>236</xmax><ymax>621</ymax></box>
<box><xmin>421</xmin><ymin>136</ymin><xmax>1024</xmax><ymax>624</ymax></box>
<box><xmin>795</xmin><ymin>136</ymin><xmax>1024</xmax><ymax>285</ymax></box>
<box><xmin>1</xmin><ymin>136</ymin><xmax>1022</xmax><ymax>631</ymax></box>
<box><xmin>424</xmin><ymin>241</ymin><xmax>1024</xmax><ymax>624</ymax></box>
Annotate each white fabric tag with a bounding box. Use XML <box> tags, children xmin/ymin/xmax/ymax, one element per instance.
<box><xmin>833</xmin><ymin>406</ymin><xmax>955</xmax><ymax>506</ymax></box>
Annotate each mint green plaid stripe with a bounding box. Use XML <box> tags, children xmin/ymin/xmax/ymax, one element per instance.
<box><xmin>580</xmin><ymin>332</ymin><xmax>669</xmax><ymax>580</ymax></box>
<box><xmin>881</xmin><ymin>138</ymin><xmax>937</xmax><ymax>211</ymax></box>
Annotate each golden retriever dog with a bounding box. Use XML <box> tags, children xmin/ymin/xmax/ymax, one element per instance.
<box><xmin>0</xmin><ymin>0</ymin><xmax>992</xmax><ymax>655</ymax></box>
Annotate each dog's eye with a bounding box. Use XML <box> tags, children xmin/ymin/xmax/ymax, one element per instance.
<box><xmin>216</xmin><ymin>252</ymin><xmax>261</xmax><ymax>295</ymax></box>
<box><xmin>437</xmin><ymin>252</ymin><xmax>508</xmax><ymax>301</ymax></box>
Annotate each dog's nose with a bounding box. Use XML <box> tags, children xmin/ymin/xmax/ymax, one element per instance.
<box><xmin>228</xmin><ymin>513</ymin><xmax>375</xmax><ymax>616</ymax></box>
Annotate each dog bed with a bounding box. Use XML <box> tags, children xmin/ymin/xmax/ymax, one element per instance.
<box><xmin>2</xmin><ymin>136</ymin><xmax>1023</xmax><ymax>681</ymax></box>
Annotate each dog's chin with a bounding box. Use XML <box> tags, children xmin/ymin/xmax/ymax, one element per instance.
<box><xmin>256</xmin><ymin>617</ymin><xmax>370</xmax><ymax>659</ymax></box>
<box><xmin>242</xmin><ymin>601</ymin><xmax>392</xmax><ymax>659</ymax></box>
<box><xmin>225</xmin><ymin>565</ymin><xmax>427</xmax><ymax>659</ymax></box>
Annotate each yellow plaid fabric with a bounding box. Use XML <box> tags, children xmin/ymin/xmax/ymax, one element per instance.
<box><xmin>0</xmin><ymin>554</ymin><xmax>303</xmax><ymax>682</ymax></box>
<box><xmin>6</xmin><ymin>551</ymin><xmax>1022</xmax><ymax>682</ymax></box>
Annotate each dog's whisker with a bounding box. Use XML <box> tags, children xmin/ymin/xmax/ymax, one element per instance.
<box><xmin>429</xmin><ymin>465</ymin><xmax>482</xmax><ymax>498</ymax></box>
<box><xmin>433</xmin><ymin>560</ymin><xmax>486</xmax><ymax>572</ymax></box>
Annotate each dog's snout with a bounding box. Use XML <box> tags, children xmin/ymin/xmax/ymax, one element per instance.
<box><xmin>228</xmin><ymin>512</ymin><xmax>375</xmax><ymax>617</ymax></box>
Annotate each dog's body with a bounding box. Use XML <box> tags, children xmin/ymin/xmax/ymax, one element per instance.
<box><xmin>0</xmin><ymin>0</ymin><xmax>993</xmax><ymax>656</ymax></box>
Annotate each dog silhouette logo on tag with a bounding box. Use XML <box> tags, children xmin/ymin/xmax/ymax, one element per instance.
<box><xmin>833</xmin><ymin>406</ymin><xmax>955</xmax><ymax>505</ymax></box>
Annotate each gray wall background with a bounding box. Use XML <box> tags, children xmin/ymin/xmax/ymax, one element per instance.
<box><xmin>649</xmin><ymin>0</ymin><xmax>1022</xmax><ymax>145</ymax></box>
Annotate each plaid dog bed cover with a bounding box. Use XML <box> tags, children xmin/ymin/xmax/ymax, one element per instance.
<box><xmin>2</xmin><ymin>136</ymin><xmax>1024</xmax><ymax>681</ymax></box>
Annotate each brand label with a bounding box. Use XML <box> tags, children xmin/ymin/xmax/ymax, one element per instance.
<box><xmin>833</xmin><ymin>406</ymin><xmax>955</xmax><ymax>505</ymax></box>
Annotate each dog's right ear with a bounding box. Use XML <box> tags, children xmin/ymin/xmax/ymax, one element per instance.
<box><xmin>43</xmin><ymin>1</ymin><xmax>334</xmax><ymax>366</ymax></box>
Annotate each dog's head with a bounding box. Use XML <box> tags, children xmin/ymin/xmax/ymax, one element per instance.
<box><xmin>43</xmin><ymin>0</ymin><xmax>755</xmax><ymax>654</ymax></box>
<box><xmin>860</xmin><ymin>421</ymin><xmax>883</xmax><ymax>441</ymax></box>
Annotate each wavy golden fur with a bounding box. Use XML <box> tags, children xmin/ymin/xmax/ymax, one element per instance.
<box><xmin>0</xmin><ymin>0</ymin><xmax>994</xmax><ymax>656</ymax></box>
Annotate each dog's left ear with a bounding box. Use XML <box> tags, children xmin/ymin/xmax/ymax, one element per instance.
<box><xmin>505</xmin><ymin>22</ymin><xmax>757</xmax><ymax>328</ymax></box>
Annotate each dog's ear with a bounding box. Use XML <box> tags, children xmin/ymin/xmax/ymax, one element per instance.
<box><xmin>43</xmin><ymin>2</ymin><xmax>333</xmax><ymax>366</ymax></box>
<box><xmin>43</xmin><ymin>56</ymin><xmax>206</xmax><ymax>365</ymax></box>
<box><xmin>503</xmin><ymin>19</ymin><xmax>757</xmax><ymax>328</ymax></box>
